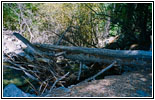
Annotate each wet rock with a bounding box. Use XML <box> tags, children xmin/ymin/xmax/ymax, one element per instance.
<box><xmin>56</xmin><ymin>86</ymin><xmax>70</xmax><ymax>93</ymax></box>
<box><xmin>3</xmin><ymin>83</ymin><xmax>36</xmax><ymax>97</ymax></box>
<box><xmin>136</xmin><ymin>90</ymin><xmax>149</xmax><ymax>97</ymax></box>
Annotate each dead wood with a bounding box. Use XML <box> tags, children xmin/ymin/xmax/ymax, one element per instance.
<box><xmin>55</xmin><ymin>26</ymin><xmax>71</xmax><ymax>45</ymax></box>
<box><xmin>80</xmin><ymin>61</ymin><xmax>116</xmax><ymax>84</ymax></box>
<box><xmin>36</xmin><ymin>44</ymin><xmax>151</xmax><ymax>66</ymax></box>
<box><xmin>3</xmin><ymin>32</ymin><xmax>152</xmax><ymax>96</ymax></box>
<box><xmin>49</xmin><ymin>72</ymin><xmax>70</xmax><ymax>92</ymax></box>
<box><xmin>13</xmin><ymin>32</ymin><xmax>152</xmax><ymax>67</ymax></box>
<box><xmin>39</xmin><ymin>44</ymin><xmax>151</xmax><ymax>60</ymax></box>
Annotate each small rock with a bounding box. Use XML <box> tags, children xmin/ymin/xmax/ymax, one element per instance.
<box><xmin>136</xmin><ymin>90</ymin><xmax>149</xmax><ymax>97</ymax></box>
<box><xmin>56</xmin><ymin>87</ymin><xmax>70</xmax><ymax>93</ymax></box>
<box><xmin>3</xmin><ymin>83</ymin><xmax>36</xmax><ymax>97</ymax></box>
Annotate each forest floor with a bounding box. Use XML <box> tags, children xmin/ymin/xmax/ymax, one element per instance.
<box><xmin>46</xmin><ymin>66</ymin><xmax>152</xmax><ymax>97</ymax></box>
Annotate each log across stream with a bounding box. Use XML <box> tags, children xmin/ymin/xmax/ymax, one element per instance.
<box><xmin>13</xmin><ymin>32</ymin><xmax>152</xmax><ymax>67</ymax></box>
<box><xmin>3</xmin><ymin>32</ymin><xmax>152</xmax><ymax>96</ymax></box>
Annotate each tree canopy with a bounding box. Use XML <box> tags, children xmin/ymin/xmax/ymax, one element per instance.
<box><xmin>3</xmin><ymin>3</ymin><xmax>152</xmax><ymax>50</ymax></box>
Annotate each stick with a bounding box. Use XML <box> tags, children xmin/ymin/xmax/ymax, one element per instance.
<box><xmin>50</xmin><ymin>30</ymin><xmax>77</xmax><ymax>46</ymax></box>
<box><xmin>39</xmin><ymin>82</ymin><xmax>43</xmax><ymax>94</ymax></box>
<box><xmin>3</xmin><ymin>65</ymin><xmax>23</xmax><ymax>71</ymax></box>
<box><xmin>3</xmin><ymin>65</ymin><xmax>39</xmax><ymax>73</ymax></box>
<box><xmin>77</xmin><ymin>62</ymin><xmax>82</xmax><ymax>80</ymax></box>
<box><xmin>56</xmin><ymin>26</ymin><xmax>71</xmax><ymax>45</ymax></box>
<box><xmin>80</xmin><ymin>61</ymin><xmax>116</xmax><ymax>83</ymax></box>
<box><xmin>22</xmin><ymin>76</ymin><xmax>38</xmax><ymax>95</ymax></box>
<box><xmin>41</xmin><ymin>81</ymin><xmax>49</xmax><ymax>95</ymax></box>
<box><xmin>49</xmin><ymin>72</ymin><xmax>70</xmax><ymax>92</ymax></box>
<box><xmin>23</xmin><ymin>70</ymin><xmax>39</xmax><ymax>81</ymax></box>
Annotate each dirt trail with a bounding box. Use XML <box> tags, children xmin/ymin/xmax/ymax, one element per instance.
<box><xmin>46</xmin><ymin>67</ymin><xmax>152</xmax><ymax>97</ymax></box>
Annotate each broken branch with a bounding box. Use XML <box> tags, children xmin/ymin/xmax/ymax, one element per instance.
<box><xmin>80</xmin><ymin>61</ymin><xmax>116</xmax><ymax>83</ymax></box>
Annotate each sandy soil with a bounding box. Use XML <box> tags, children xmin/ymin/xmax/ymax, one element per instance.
<box><xmin>46</xmin><ymin>66</ymin><xmax>152</xmax><ymax>97</ymax></box>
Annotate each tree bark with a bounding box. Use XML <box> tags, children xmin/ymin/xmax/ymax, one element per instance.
<box><xmin>38</xmin><ymin>44</ymin><xmax>152</xmax><ymax>61</ymax></box>
<box><xmin>13</xmin><ymin>33</ymin><xmax>152</xmax><ymax>67</ymax></box>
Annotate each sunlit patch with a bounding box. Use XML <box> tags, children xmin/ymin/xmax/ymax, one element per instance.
<box><xmin>140</xmin><ymin>78</ymin><xmax>147</xmax><ymax>81</ymax></box>
<box><xmin>79</xmin><ymin>80</ymin><xmax>113</xmax><ymax>94</ymax></box>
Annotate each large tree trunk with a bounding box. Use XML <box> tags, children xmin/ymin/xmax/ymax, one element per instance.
<box><xmin>13</xmin><ymin>33</ymin><xmax>152</xmax><ymax>67</ymax></box>
<box><xmin>38</xmin><ymin>44</ymin><xmax>152</xmax><ymax>66</ymax></box>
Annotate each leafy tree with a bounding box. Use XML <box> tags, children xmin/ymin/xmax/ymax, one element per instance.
<box><xmin>99</xmin><ymin>3</ymin><xmax>152</xmax><ymax>50</ymax></box>
<box><xmin>3</xmin><ymin>3</ymin><xmax>152</xmax><ymax>50</ymax></box>
<box><xmin>3</xmin><ymin>3</ymin><xmax>19</xmax><ymax>30</ymax></box>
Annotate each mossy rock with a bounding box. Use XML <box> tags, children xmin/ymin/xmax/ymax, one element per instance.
<box><xmin>3</xmin><ymin>68</ymin><xmax>28</xmax><ymax>88</ymax></box>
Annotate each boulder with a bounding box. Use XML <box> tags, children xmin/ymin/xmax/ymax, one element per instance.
<box><xmin>3</xmin><ymin>83</ymin><xmax>36</xmax><ymax>97</ymax></box>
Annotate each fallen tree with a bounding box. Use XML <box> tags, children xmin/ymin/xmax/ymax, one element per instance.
<box><xmin>13</xmin><ymin>32</ymin><xmax>152</xmax><ymax>67</ymax></box>
<box><xmin>3</xmin><ymin>32</ymin><xmax>152</xmax><ymax>96</ymax></box>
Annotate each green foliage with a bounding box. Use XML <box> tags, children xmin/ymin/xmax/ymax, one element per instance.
<box><xmin>3</xmin><ymin>3</ymin><xmax>152</xmax><ymax>49</ymax></box>
<box><xmin>3</xmin><ymin>3</ymin><xmax>19</xmax><ymax>30</ymax></box>
<box><xmin>105</xmin><ymin>3</ymin><xmax>152</xmax><ymax>50</ymax></box>
<box><xmin>3</xmin><ymin>68</ymin><xmax>27</xmax><ymax>87</ymax></box>
<box><xmin>109</xmin><ymin>25</ymin><xmax>119</xmax><ymax>36</ymax></box>
<box><xmin>110</xmin><ymin>3</ymin><xmax>152</xmax><ymax>35</ymax></box>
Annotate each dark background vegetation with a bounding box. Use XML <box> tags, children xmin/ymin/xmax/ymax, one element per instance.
<box><xmin>3</xmin><ymin>3</ymin><xmax>152</xmax><ymax>50</ymax></box>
